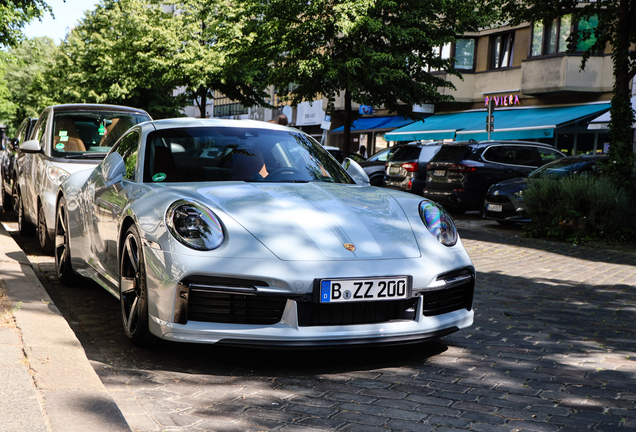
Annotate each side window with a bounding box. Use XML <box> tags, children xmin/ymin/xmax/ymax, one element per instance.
<box><xmin>511</xmin><ymin>147</ymin><xmax>538</xmax><ymax>166</ymax></box>
<box><xmin>31</xmin><ymin>111</ymin><xmax>49</xmax><ymax>144</ymax></box>
<box><xmin>537</xmin><ymin>147</ymin><xmax>563</xmax><ymax>165</ymax></box>
<box><xmin>116</xmin><ymin>131</ymin><xmax>140</xmax><ymax>181</ymax></box>
<box><xmin>483</xmin><ymin>146</ymin><xmax>503</xmax><ymax>163</ymax></box>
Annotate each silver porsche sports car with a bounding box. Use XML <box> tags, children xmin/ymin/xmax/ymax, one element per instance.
<box><xmin>55</xmin><ymin>118</ymin><xmax>475</xmax><ymax>347</ymax></box>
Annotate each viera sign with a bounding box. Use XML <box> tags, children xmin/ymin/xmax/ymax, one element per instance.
<box><xmin>485</xmin><ymin>94</ymin><xmax>520</xmax><ymax>108</ymax></box>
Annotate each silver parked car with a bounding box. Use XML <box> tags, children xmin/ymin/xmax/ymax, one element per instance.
<box><xmin>15</xmin><ymin>104</ymin><xmax>151</xmax><ymax>253</ymax></box>
<box><xmin>55</xmin><ymin>118</ymin><xmax>475</xmax><ymax>347</ymax></box>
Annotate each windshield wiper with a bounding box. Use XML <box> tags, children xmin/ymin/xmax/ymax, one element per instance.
<box><xmin>63</xmin><ymin>153</ymin><xmax>108</xmax><ymax>159</ymax></box>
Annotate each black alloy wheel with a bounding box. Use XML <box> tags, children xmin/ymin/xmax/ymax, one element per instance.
<box><xmin>38</xmin><ymin>202</ymin><xmax>54</xmax><ymax>254</ymax></box>
<box><xmin>120</xmin><ymin>224</ymin><xmax>157</xmax><ymax>347</ymax></box>
<box><xmin>55</xmin><ymin>197</ymin><xmax>78</xmax><ymax>285</ymax></box>
<box><xmin>16</xmin><ymin>189</ymin><xmax>35</xmax><ymax>237</ymax></box>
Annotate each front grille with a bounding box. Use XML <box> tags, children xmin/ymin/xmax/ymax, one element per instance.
<box><xmin>188</xmin><ymin>291</ymin><xmax>288</xmax><ymax>325</ymax></box>
<box><xmin>297</xmin><ymin>299</ymin><xmax>418</xmax><ymax>327</ymax></box>
<box><xmin>486</xmin><ymin>194</ymin><xmax>510</xmax><ymax>204</ymax></box>
<box><xmin>422</xmin><ymin>269</ymin><xmax>474</xmax><ymax>316</ymax></box>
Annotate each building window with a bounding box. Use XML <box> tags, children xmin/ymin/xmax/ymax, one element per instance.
<box><xmin>491</xmin><ymin>32</ymin><xmax>515</xmax><ymax>69</ymax></box>
<box><xmin>454</xmin><ymin>38</ymin><xmax>476</xmax><ymax>70</ymax></box>
<box><xmin>427</xmin><ymin>39</ymin><xmax>476</xmax><ymax>72</ymax></box>
<box><xmin>213</xmin><ymin>103</ymin><xmax>247</xmax><ymax>117</ymax></box>
<box><xmin>530</xmin><ymin>13</ymin><xmax>597</xmax><ymax>57</ymax></box>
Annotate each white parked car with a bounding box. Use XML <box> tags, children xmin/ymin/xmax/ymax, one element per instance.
<box><xmin>15</xmin><ymin>104</ymin><xmax>151</xmax><ymax>253</ymax></box>
<box><xmin>55</xmin><ymin>118</ymin><xmax>475</xmax><ymax>347</ymax></box>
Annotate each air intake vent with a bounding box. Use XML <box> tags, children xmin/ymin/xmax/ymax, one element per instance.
<box><xmin>422</xmin><ymin>268</ymin><xmax>474</xmax><ymax>316</ymax></box>
<box><xmin>297</xmin><ymin>299</ymin><xmax>418</xmax><ymax>327</ymax></box>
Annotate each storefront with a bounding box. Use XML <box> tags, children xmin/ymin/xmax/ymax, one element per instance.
<box><xmin>384</xmin><ymin>103</ymin><xmax>611</xmax><ymax>155</ymax></box>
<box><xmin>330</xmin><ymin>116</ymin><xmax>416</xmax><ymax>155</ymax></box>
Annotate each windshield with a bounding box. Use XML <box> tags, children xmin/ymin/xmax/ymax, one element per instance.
<box><xmin>144</xmin><ymin>127</ymin><xmax>355</xmax><ymax>184</ymax></box>
<box><xmin>528</xmin><ymin>158</ymin><xmax>594</xmax><ymax>179</ymax></box>
<box><xmin>389</xmin><ymin>146</ymin><xmax>422</xmax><ymax>162</ymax></box>
<box><xmin>52</xmin><ymin>111</ymin><xmax>150</xmax><ymax>158</ymax></box>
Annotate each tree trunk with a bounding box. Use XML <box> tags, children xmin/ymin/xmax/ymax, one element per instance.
<box><xmin>606</xmin><ymin>0</ymin><xmax>636</xmax><ymax>187</ymax></box>
<box><xmin>343</xmin><ymin>88</ymin><xmax>351</xmax><ymax>160</ymax></box>
<box><xmin>199</xmin><ymin>87</ymin><xmax>207</xmax><ymax>118</ymax></box>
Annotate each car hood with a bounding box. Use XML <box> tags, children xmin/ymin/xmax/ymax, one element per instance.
<box><xmin>196</xmin><ymin>182</ymin><xmax>421</xmax><ymax>261</ymax></box>
<box><xmin>490</xmin><ymin>176</ymin><xmax>527</xmax><ymax>193</ymax></box>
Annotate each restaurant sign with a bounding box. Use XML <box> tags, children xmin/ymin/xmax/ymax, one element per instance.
<box><xmin>485</xmin><ymin>94</ymin><xmax>520</xmax><ymax>108</ymax></box>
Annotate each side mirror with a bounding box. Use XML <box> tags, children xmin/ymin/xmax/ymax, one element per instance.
<box><xmin>342</xmin><ymin>157</ymin><xmax>370</xmax><ymax>186</ymax></box>
<box><xmin>19</xmin><ymin>139</ymin><xmax>42</xmax><ymax>153</ymax></box>
<box><xmin>102</xmin><ymin>152</ymin><xmax>126</xmax><ymax>190</ymax></box>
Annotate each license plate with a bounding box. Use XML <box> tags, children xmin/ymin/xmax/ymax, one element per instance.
<box><xmin>319</xmin><ymin>277</ymin><xmax>409</xmax><ymax>303</ymax></box>
<box><xmin>433</xmin><ymin>170</ymin><xmax>446</xmax><ymax>177</ymax></box>
<box><xmin>487</xmin><ymin>204</ymin><xmax>503</xmax><ymax>212</ymax></box>
<box><xmin>388</xmin><ymin>166</ymin><xmax>400</xmax><ymax>174</ymax></box>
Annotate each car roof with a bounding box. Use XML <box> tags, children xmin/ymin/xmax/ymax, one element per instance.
<box><xmin>439</xmin><ymin>140</ymin><xmax>557</xmax><ymax>148</ymax></box>
<box><xmin>147</xmin><ymin>117</ymin><xmax>298</xmax><ymax>131</ymax></box>
<box><xmin>50</xmin><ymin>103</ymin><xmax>150</xmax><ymax>114</ymax></box>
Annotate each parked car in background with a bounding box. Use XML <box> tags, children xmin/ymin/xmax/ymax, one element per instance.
<box><xmin>385</xmin><ymin>142</ymin><xmax>444</xmax><ymax>193</ymax></box>
<box><xmin>484</xmin><ymin>155</ymin><xmax>608</xmax><ymax>224</ymax></box>
<box><xmin>358</xmin><ymin>145</ymin><xmax>408</xmax><ymax>186</ymax></box>
<box><xmin>323</xmin><ymin>146</ymin><xmax>365</xmax><ymax>163</ymax></box>
<box><xmin>15</xmin><ymin>104</ymin><xmax>151</xmax><ymax>253</ymax></box>
<box><xmin>55</xmin><ymin>118</ymin><xmax>475</xmax><ymax>347</ymax></box>
<box><xmin>423</xmin><ymin>140</ymin><xmax>565</xmax><ymax>214</ymax></box>
<box><xmin>1</xmin><ymin>117</ymin><xmax>37</xmax><ymax>211</ymax></box>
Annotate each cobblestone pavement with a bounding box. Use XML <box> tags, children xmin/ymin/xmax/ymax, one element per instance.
<box><xmin>3</xmin><ymin>210</ymin><xmax>636</xmax><ymax>432</ymax></box>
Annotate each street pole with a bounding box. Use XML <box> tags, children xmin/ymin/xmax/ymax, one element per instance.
<box><xmin>487</xmin><ymin>98</ymin><xmax>495</xmax><ymax>141</ymax></box>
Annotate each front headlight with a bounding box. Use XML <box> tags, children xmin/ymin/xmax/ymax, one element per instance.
<box><xmin>47</xmin><ymin>166</ymin><xmax>70</xmax><ymax>185</ymax></box>
<box><xmin>418</xmin><ymin>201</ymin><xmax>458</xmax><ymax>247</ymax></box>
<box><xmin>166</xmin><ymin>200</ymin><xmax>224</xmax><ymax>251</ymax></box>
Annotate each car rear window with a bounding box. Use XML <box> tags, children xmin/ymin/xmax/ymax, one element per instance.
<box><xmin>390</xmin><ymin>146</ymin><xmax>422</xmax><ymax>162</ymax></box>
<box><xmin>429</xmin><ymin>145</ymin><xmax>470</xmax><ymax>162</ymax></box>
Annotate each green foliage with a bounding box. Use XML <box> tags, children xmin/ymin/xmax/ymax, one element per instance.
<box><xmin>1</xmin><ymin>37</ymin><xmax>57</xmax><ymax>133</ymax></box>
<box><xmin>0</xmin><ymin>0</ymin><xmax>51</xmax><ymax>48</ymax></box>
<box><xmin>240</xmin><ymin>0</ymin><xmax>501</xmax><ymax>116</ymax></box>
<box><xmin>523</xmin><ymin>176</ymin><xmax>636</xmax><ymax>243</ymax></box>
<box><xmin>47</xmin><ymin>0</ymin><xmax>185</xmax><ymax>119</ymax></box>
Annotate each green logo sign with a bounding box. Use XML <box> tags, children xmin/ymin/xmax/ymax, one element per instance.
<box><xmin>55</xmin><ymin>143</ymin><xmax>65</xmax><ymax>150</ymax></box>
<box><xmin>152</xmin><ymin>172</ymin><xmax>167</xmax><ymax>182</ymax></box>
<box><xmin>98</xmin><ymin>124</ymin><xmax>106</xmax><ymax>135</ymax></box>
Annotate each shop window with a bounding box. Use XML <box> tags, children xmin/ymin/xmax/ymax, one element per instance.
<box><xmin>490</xmin><ymin>32</ymin><xmax>515</xmax><ymax>69</ymax></box>
<box><xmin>531</xmin><ymin>13</ymin><xmax>597</xmax><ymax>57</ymax></box>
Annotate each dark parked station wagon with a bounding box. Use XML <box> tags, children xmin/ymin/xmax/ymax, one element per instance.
<box><xmin>422</xmin><ymin>140</ymin><xmax>564</xmax><ymax>213</ymax></box>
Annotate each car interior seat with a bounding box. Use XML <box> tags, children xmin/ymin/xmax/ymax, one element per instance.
<box><xmin>54</xmin><ymin>116</ymin><xmax>86</xmax><ymax>152</ymax></box>
<box><xmin>231</xmin><ymin>149</ymin><xmax>267</xmax><ymax>180</ymax></box>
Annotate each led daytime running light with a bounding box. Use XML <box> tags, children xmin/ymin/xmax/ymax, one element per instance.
<box><xmin>418</xmin><ymin>201</ymin><xmax>458</xmax><ymax>247</ymax></box>
<box><xmin>166</xmin><ymin>200</ymin><xmax>224</xmax><ymax>251</ymax></box>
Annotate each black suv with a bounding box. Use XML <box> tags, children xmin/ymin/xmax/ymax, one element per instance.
<box><xmin>384</xmin><ymin>142</ymin><xmax>443</xmax><ymax>193</ymax></box>
<box><xmin>423</xmin><ymin>140</ymin><xmax>564</xmax><ymax>213</ymax></box>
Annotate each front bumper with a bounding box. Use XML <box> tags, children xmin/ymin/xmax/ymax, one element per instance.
<box><xmin>143</xmin><ymin>246</ymin><xmax>475</xmax><ymax>346</ymax></box>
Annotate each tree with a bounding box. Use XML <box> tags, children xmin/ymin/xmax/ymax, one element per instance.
<box><xmin>0</xmin><ymin>0</ymin><xmax>51</xmax><ymax>48</ymax></box>
<box><xmin>1</xmin><ymin>37</ymin><xmax>57</xmax><ymax>132</ymax></box>
<box><xmin>161</xmin><ymin>0</ymin><xmax>270</xmax><ymax>118</ymax></box>
<box><xmin>48</xmin><ymin>0</ymin><xmax>185</xmax><ymax>118</ymax></box>
<box><xmin>503</xmin><ymin>0</ymin><xmax>636</xmax><ymax>190</ymax></box>
<box><xmin>239</xmin><ymin>0</ymin><xmax>500</xmax><ymax>158</ymax></box>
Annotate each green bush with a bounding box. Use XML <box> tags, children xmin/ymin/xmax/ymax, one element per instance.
<box><xmin>523</xmin><ymin>176</ymin><xmax>636</xmax><ymax>243</ymax></box>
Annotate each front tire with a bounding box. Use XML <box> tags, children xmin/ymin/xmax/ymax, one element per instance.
<box><xmin>120</xmin><ymin>224</ymin><xmax>157</xmax><ymax>348</ymax></box>
<box><xmin>55</xmin><ymin>197</ymin><xmax>79</xmax><ymax>285</ymax></box>
<box><xmin>38</xmin><ymin>202</ymin><xmax>54</xmax><ymax>254</ymax></box>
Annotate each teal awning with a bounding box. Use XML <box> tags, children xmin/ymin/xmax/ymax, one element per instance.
<box><xmin>384</xmin><ymin>103</ymin><xmax>611</xmax><ymax>142</ymax></box>
<box><xmin>331</xmin><ymin>116</ymin><xmax>415</xmax><ymax>134</ymax></box>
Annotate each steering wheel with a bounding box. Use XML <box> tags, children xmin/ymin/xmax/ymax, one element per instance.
<box><xmin>266</xmin><ymin>167</ymin><xmax>301</xmax><ymax>180</ymax></box>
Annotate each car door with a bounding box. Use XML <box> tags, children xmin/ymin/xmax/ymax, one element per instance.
<box><xmin>92</xmin><ymin>130</ymin><xmax>141</xmax><ymax>280</ymax></box>
<box><xmin>21</xmin><ymin>110</ymin><xmax>50</xmax><ymax>222</ymax></box>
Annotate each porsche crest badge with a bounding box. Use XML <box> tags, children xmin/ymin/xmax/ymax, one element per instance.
<box><xmin>343</xmin><ymin>243</ymin><xmax>356</xmax><ymax>252</ymax></box>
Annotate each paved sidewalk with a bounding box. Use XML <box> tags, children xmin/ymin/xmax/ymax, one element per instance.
<box><xmin>0</xmin><ymin>221</ymin><xmax>130</xmax><ymax>432</ymax></box>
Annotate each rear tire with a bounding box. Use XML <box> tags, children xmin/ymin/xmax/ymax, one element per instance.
<box><xmin>16</xmin><ymin>189</ymin><xmax>35</xmax><ymax>237</ymax></box>
<box><xmin>1</xmin><ymin>181</ymin><xmax>11</xmax><ymax>211</ymax></box>
<box><xmin>55</xmin><ymin>197</ymin><xmax>80</xmax><ymax>285</ymax></box>
<box><xmin>38</xmin><ymin>202</ymin><xmax>54</xmax><ymax>254</ymax></box>
<box><xmin>120</xmin><ymin>224</ymin><xmax>158</xmax><ymax>348</ymax></box>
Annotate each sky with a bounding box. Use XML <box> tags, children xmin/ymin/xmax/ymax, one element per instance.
<box><xmin>23</xmin><ymin>0</ymin><xmax>100</xmax><ymax>43</ymax></box>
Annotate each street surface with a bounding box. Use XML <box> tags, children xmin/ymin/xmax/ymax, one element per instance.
<box><xmin>2</xmin><ymin>209</ymin><xmax>636</xmax><ymax>432</ymax></box>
